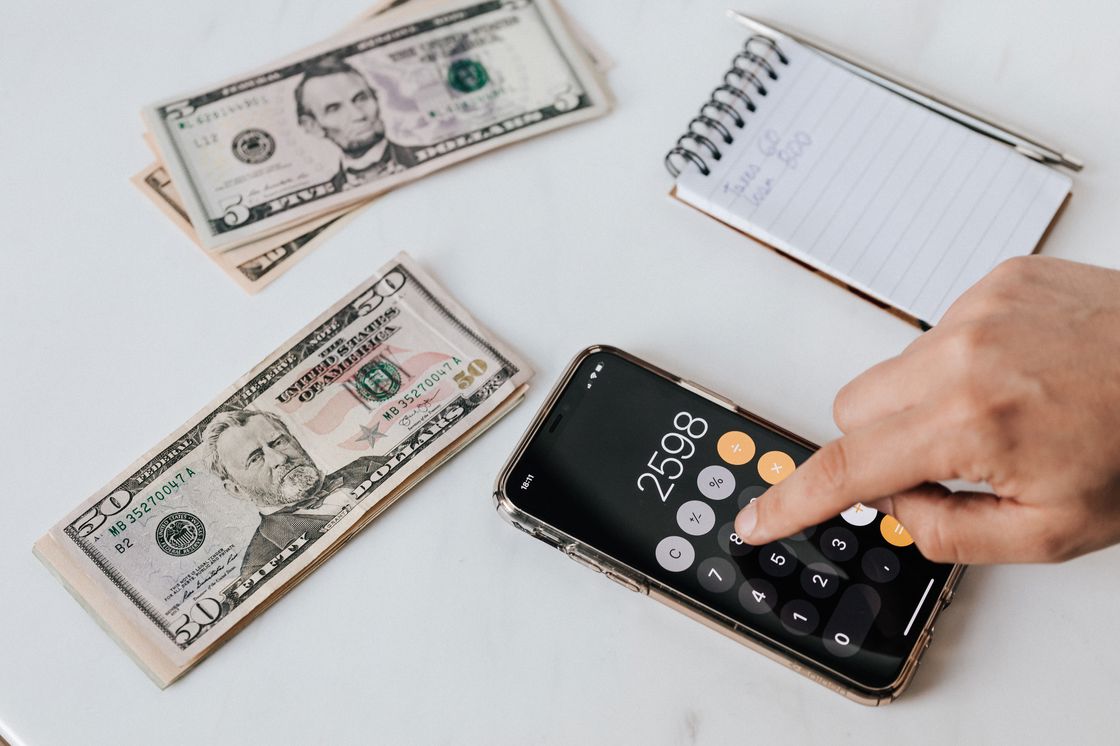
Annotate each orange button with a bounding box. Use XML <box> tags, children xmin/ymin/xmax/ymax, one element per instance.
<box><xmin>757</xmin><ymin>451</ymin><xmax>795</xmax><ymax>484</ymax></box>
<box><xmin>717</xmin><ymin>431</ymin><xmax>756</xmax><ymax>465</ymax></box>
<box><xmin>880</xmin><ymin>515</ymin><xmax>914</xmax><ymax>547</ymax></box>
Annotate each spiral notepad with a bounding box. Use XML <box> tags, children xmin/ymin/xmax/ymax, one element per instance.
<box><xmin>665</xmin><ymin>23</ymin><xmax>1073</xmax><ymax>327</ymax></box>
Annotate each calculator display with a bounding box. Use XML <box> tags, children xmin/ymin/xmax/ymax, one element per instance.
<box><xmin>506</xmin><ymin>350</ymin><xmax>954</xmax><ymax>688</ymax></box>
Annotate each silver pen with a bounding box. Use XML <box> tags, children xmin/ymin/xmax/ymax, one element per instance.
<box><xmin>728</xmin><ymin>10</ymin><xmax>1083</xmax><ymax>172</ymax></box>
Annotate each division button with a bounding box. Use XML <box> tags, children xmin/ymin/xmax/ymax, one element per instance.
<box><xmin>879</xmin><ymin>514</ymin><xmax>915</xmax><ymax>547</ymax></box>
<box><xmin>697</xmin><ymin>465</ymin><xmax>735</xmax><ymax>500</ymax></box>
<box><xmin>780</xmin><ymin>599</ymin><xmax>821</xmax><ymax>636</ymax></box>
<box><xmin>840</xmin><ymin>502</ymin><xmax>877</xmax><ymax>527</ymax></box>
<box><xmin>822</xmin><ymin>584</ymin><xmax>882</xmax><ymax>658</ymax></box>
<box><xmin>862</xmin><ymin>547</ymin><xmax>900</xmax><ymax>583</ymax></box>
<box><xmin>757</xmin><ymin>451</ymin><xmax>796</xmax><ymax>485</ymax></box>
<box><xmin>718</xmin><ymin>431</ymin><xmax>756</xmax><ymax>465</ymax></box>
<box><xmin>698</xmin><ymin>556</ymin><xmax>737</xmax><ymax>593</ymax></box>
<box><xmin>676</xmin><ymin>499</ymin><xmax>716</xmax><ymax>536</ymax></box>
<box><xmin>820</xmin><ymin>526</ymin><xmax>858</xmax><ymax>562</ymax></box>
<box><xmin>717</xmin><ymin>521</ymin><xmax>754</xmax><ymax>557</ymax></box>
<box><xmin>738</xmin><ymin>578</ymin><xmax>778</xmax><ymax>615</ymax></box>
<box><xmin>655</xmin><ymin>536</ymin><xmax>695</xmax><ymax>573</ymax></box>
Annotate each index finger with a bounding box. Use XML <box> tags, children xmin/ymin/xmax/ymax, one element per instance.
<box><xmin>734</xmin><ymin>403</ymin><xmax>954</xmax><ymax>544</ymax></box>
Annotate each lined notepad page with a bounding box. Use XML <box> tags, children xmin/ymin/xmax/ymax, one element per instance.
<box><xmin>675</xmin><ymin>37</ymin><xmax>1072</xmax><ymax>325</ymax></box>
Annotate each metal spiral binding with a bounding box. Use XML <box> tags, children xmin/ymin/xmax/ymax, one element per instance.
<box><xmin>665</xmin><ymin>34</ymin><xmax>789</xmax><ymax>178</ymax></box>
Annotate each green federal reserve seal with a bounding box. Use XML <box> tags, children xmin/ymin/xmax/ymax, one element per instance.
<box><xmin>447</xmin><ymin>59</ymin><xmax>489</xmax><ymax>93</ymax></box>
<box><xmin>155</xmin><ymin>512</ymin><xmax>206</xmax><ymax>557</ymax></box>
<box><xmin>354</xmin><ymin>359</ymin><xmax>402</xmax><ymax>402</ymax></box>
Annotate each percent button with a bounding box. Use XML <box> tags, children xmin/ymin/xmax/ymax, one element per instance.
<box><xmin>697</xmin><ymin>465</ymin><xmax>735</xmax><ymax>500</ymax></box>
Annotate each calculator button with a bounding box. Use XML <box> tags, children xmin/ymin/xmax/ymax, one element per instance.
<box><xmin>717</xmin><ymin>522</ymin><xmax>753</xmax><ymax>557</ymax></box>
<box><xmin>738</xmin><ymin>578</ymin><xmax>777</xmax><ymax>615</ymax></box>
<box><xmin>718</xmin><ymin>431</ymin><xmax>756</xmax><ymax>465</ymax></box>
<box><xmin>862</xmin><ymin>547</ymin><xmax>901</xmax><ymax>583</ymax></box>
<box><xmin>760</xmin><ymin>542</ymin><xmax>797</xmax><ymax>577</ymax></box>
<box><xmin>697</xmin><ymin>557</ymin><xmax>737</xmax><ymax>593</ymax></box>
<box><xmin>697</xmin><ymin>465</ymin><xmax>735</xmax><ymax>500</ymax></box>
<box><xmin>780</xmin><ymin>599</ymin><xmax>820</xmax><ymax>636</ymax></box>
<box><xmin>676</xmin><ymin>499</ymin><xmax>716</xmax><ymax>536</ymax></box>
<box><xmin>820</xmin><ymin>527</ymin><xmax>858</xmax><ymax>562</ymax></box>
<box><xmin>787</xmin><ymin>525</ymin><xmax>817</xmax><ymax>541</ymax></box>
<box><xmin>840</xmin><ymin>503</ymin><xmax>877</xmax><ymax>527</ymax></box>
<box><xmin>757</xmin><ymin>451</ymin><xmax>795</xmax><ymax>484</ymax></box>
<box><xmin>737</xmin><ymin>485</ymin><xmax>766</xmax><ymax>509</ymax></box>
<box><xmin>822</xmin><ymin>584</ymin><xmax>881</xmax><ymax>657</ymax></box>
<box><xmin>655</xmin><ymin>536</ymin><xmax>695</xmax><ymax>573</ymax></box>
<box><xmin>879</xmin><ymin>514</ymin><xmax>915</xmax><ymax>547</ymax></box>
<box><xmin>800</xmin><ymin>561</ymin><xmax>841</xmax><ymax>599</ymax></box>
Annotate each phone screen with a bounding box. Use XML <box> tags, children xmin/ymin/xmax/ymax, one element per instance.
<box><xmin>504</xmin><ymin>349</ymin><xmax>954</xmax><ymax>689</ymax></box>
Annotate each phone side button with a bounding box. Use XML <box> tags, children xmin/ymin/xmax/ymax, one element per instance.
<box><xmin>682</xmin><ymin>379</ymin><xmax>738</xmax><ymax>409</ymax></box>
<box><xmin>533</xmin><ymin>527</ymin><xmax>564</xmax><ymax>548</ymax></box>
<box><xmin>605</xmin><ymin>570</ymin><xmax>646</xmax><ymax>594</ymax></box>
<box><xmin>565</xmin><ymin>547</ymin><xmax>604</xmax><ymax>573</ymax></box>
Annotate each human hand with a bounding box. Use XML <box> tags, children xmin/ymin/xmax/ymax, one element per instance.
<box><xmin>734</xmin><ymin>257</ymin><xmax>1120</xmax><ymax>564</ymax></box>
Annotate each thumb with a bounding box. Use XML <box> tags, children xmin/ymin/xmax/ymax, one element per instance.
<box><xmin>882</xmin><ymin>485</ymin><xmax>1046</xmax><ymax>564</ymax></box>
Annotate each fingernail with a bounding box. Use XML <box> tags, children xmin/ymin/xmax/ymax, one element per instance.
<box><xmin>735</xmin><ymin>504</ymin><xmax>757</xmax><ymax>539</ymax></box>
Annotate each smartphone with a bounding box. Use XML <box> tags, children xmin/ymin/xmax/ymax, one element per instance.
<box><xmin>493</xmin><ymin>346</ymin><xmax>964</xmax><ymax>704</ymax></box>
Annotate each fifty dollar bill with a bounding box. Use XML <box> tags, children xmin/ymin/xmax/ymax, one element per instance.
<box><xmin>143</xmin><ymin>0</ymin><xmax>610</xmax><ymax>252</ymax></box>
<box><xmin>35</xmin><ymin>252</ymin><xmax>530</xmax><ymax>686</ymax></box>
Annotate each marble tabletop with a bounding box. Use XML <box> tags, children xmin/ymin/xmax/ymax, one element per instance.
<box><xmin>2</xmin><ymin>1</ymin><xmax>1118</xmax><ymax>743</ymax></box>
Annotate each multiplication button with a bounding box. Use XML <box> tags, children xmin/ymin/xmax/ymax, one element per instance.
<box><xmin>655</xmin><ymin>536</ymin><xmax>695</xmax><ymax>573</ymax></box>
<box><xmin>697</xmin><ymin>557</ymin><xmax>736</xmax><ymax>593</ymax></box>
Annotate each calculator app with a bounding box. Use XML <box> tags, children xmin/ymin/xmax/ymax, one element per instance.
<box><xmin>508</xmin><ymin>351</ymin><xmax>955</xmax><ymax>688</ymax></box>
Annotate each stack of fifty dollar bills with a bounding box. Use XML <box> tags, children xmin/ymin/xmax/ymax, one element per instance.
<box><xmin>132</xmin><ymin>0</ymin><xmax>612</xmax><ymax>292</ymax></box>
<box><xmin>36</xmin><ymin>252</ymin><xmax>533</xmax><ymax>686</ymax></box>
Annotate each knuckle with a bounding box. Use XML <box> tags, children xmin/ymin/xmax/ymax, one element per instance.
<box><xmin>989</xmin><ymin>255</ymin><xmax>1036</xmax><ymax>285</ymax></box>
<box><xmin>944</xmin><ymin>320</ymin><xmax>994</xmax><ymax>363</ymax></box>
<box><xmin>908</xmin><ymin>516</ymin><xmax>961</xmax><ymax>564</ymax></box>
<box><xmin>832</xmin><ymin>384</ymin><xmax>858</xmax><ymax>430</ymax></box>
<box><xmin>812</xmin><ymin>440</ymin><xmax>851</xmax><ymax>496</ymax></box>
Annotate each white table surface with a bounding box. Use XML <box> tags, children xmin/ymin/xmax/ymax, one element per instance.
<box><xmin>3</xmin><ymin>1</ymin><xmax>1118</xmax><ymax>743</ymax></box>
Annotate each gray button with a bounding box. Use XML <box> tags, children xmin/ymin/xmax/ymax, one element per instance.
<box><xmin>801</xmin><ymin>561</ymin><xmax>841</xmax><ymax>599</ymax></box>
<box><xmin>862</xmin><ymin>547</ymin><xmax>900</xmax><ymax>583</ymax></box>
<box><xmin>738</xmin><ymin>577</ymin><xmax>777</xmax><ymax>615</ymax></box>
<box><xmin>780</xmin><ymin>599</ymin><xmax>820</xmax><ymax>636</ymax></box>
<box><xmin>655</xmin><ymin>535</ymin><xmax>695</xmax><ymax>572</ymax></box>
<box><xmin>697</xmin><ymin>465</ymin><xmax>735</xmax><ymax>500</ymax></box>
<box><xmin>823</xmin><ymin>584</ymin><xmax>882</xmax><ymax>657</ymax></box>
<box><xmin>820</xmin><ymin>526</ymin><xmax>858</xmax><ymax>562</ymax></box>
<box><xmin>717</xmin><ymin>521</ymin><xmax>753</xmax><ymax>557</ymax></box>
<box><xmin>698</xmin><ymin>557</ymin><xmax>736</xmax><ymax>593</ymax></box>
<box><xmin>676</xmin><ymin>499</ymin><xmax>716</xmax><ymax>536</ymax></box>
<box><xmin>737</xmin><ymin>485</ymin><xmax>767</xmax><ymax>509</ymax></box>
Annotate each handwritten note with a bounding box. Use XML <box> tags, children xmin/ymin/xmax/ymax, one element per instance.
<box><xmin>675</xmin><ymin>36</ymin><xmax>1071</xmax><ymax>324</ymax></box>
